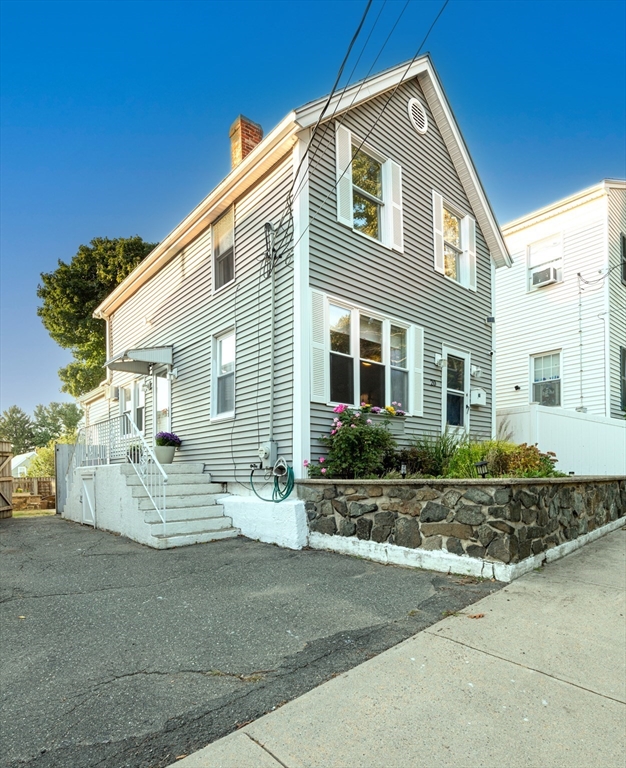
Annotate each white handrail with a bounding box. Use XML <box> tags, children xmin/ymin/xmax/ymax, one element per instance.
<box><xmin>65</xmin><ymin>415</ymin><xmax>168</xmax><ymax>535</ymax></box>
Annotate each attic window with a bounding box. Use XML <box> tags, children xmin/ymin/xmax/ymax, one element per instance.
<box><xmin>407</xmin><ymin>98</ymin><xmax>428</xmax><ymax>135</ymax></box>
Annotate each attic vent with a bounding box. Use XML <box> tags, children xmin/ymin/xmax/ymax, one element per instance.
<box><xmin>407</xmin><ymin>98</ymin><xmax>428</xmax><ymax>135</ymax></box>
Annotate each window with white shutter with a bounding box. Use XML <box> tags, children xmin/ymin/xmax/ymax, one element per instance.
<box><xmin>335</xmin><ymin>126</ymin><xmax>403</xmax><ymax>252</ymax></box>
<box><xmin>433</xmin><ymin>190</ymin><xmax>477</xmax><ymax>291</ymax></box>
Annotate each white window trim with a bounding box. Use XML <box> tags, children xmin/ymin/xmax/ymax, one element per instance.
<box><xmin>441</xmin><ymin>345</ymin><xmax>471</xmax><ymax>433</ymax></box>
<box><xmin>152</xmin><ymin>367</ymin><xmax>171</xmax><ymax>441</ymax></box>
<box><xmin>211</xmin><ymin>328</ymin><xmax>236</xmax><ymax>421</ymax></box>
<box><xmin>336</xmin><ymin>126</ymin><xmax>403</xmax><ymax>253</ymax></box>
<box><xmin>529</xmin><ymin>349</ymin><xmax>562</xmax><ymax>407</ymax></box>
<box><xmin>526</xmin><ymin>232</ymin><xmax>564</xmax><ymax>293</ymax></box>
<box><xmin>212</xmin><ymin>207</ymin><xmax>236</xmax><ymax>295</ymax></box>
<box><xmin>323</xmin><ymin>294</ymin><xmax>420</xmax><ymax>416</ymax></box>
<box><xmin>433</xmin><ymin>190</ymin><xmax>477</xmax><ymax>291</ymax></box>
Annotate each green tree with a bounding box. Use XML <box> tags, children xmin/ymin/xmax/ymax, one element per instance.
<box><xmin>37</xmin><ymin>236</ymin><xmax>158</xmax><ymax>397</ymax></box>
<box><xmin>32</xmin><ymin>402</ymin><xmax>82</xmax><ymax>447</ymax></box>
<box><xmin>27</xmin><ymin>434</ymin><xmax>76</xmax><ymax>478</ymax></box>
<box><xmin>0</xmin><ymin>406</ymin><xmax>36</xmax><ymax>454</ymax></box>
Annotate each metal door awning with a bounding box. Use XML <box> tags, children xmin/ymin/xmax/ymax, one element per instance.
<box><xmin>104</xmin><ymin>346</ymin><xmax>173</xmax><ymax>375</ymax></box>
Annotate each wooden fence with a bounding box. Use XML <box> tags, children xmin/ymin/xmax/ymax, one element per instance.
<box><xmin>0</xmin><ymin>441</ymin><xmax>12</xmax><ymax>518</ymax></box>
<box><xmin>12</xmin><ymin>477</ymin><xmax>55</xmax><ymax>497</ymax></box>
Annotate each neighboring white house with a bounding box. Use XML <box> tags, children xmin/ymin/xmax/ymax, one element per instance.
<box><xmin>496</xmin><ymin>180</ymin><xmax>626</xmax><ymax>474</ymax></box>
<box><xmin>11</xmin><ymin>451</ymin><xmax>37</xmax><ymax>478</ymax></box>
<box><xmin>64</xmin><ymin>56</ymin><xmax>513</xmax><ymax>548</ymax></box>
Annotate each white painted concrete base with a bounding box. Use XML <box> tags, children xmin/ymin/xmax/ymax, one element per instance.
<box><xmin>64</xmin><ymin>465</ymin><xmax>156</xmax><ymax>547</ymax></box>
<box><xmin>308</xmin><ymin>515</ymin><xmax>625</xmax><ymax>582</ymax></box>
<box><xmin>222</xmin><ymin>496</ymin><xmax>308</xmax><ymax>550</ymax></box>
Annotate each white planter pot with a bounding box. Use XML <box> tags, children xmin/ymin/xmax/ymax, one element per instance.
<box><xmin>154</xmin><ymin>445</ymin><xmax>176</xmax><ymax>465</ymax></box>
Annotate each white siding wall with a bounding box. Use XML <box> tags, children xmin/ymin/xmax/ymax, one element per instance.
<box><xmin>498</xmin><ymin>195</ymin><xmax>609</xmax><ymax>417</ymax></box>
<box><xmin>108</xmin><ymin>155</ymin><xmax>295</xmax><ymax>482</ymax></box>
<box><xmin>307</xmin><ymin>79</ymin><xmax>495</xmax><ymax>457</ymax></box>
<box><xmin>608</xmin><ymin>187</ymin><xmax>626</xmax><ymax>418</ymax></box>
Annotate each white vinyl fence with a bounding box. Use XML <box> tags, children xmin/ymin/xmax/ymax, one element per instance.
<box><xmin>497</xmin><ymin>404</ymin><xmax>626</xmax><ymax>476</ymax></box>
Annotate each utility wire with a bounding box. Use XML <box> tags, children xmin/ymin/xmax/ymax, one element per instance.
<box><xmin>275</xmin><ymin>0</ymin><xmax>410</xmax><ymax>257</ymax></box>
<box><xmin>288</xmin><ymin>0</ymin><xmax>449</xmax><ymax>256</ymax></box>
<box><xmin>289</xmin><ymin>0</ymin><xmax>374</xmax><ymax>200</ymax></box>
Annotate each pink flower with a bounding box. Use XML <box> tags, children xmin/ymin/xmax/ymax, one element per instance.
<box><xmin>367</xmin><ymin>419</ymin><xmax>372</xmax><ymax>424</ymax></box>
<box><xmin>333</xmin><ymin>404</ymin><xmax>347</xmax><ymax>414</ymax></box>
<box><xmin>331</xmin><ymin>429</ymin><xmax>336</xmax><ymax>435</ymax></box>
<box><xmin>351</xmin><ymin>424</ymin><xmax>356</xmax><ymax>428</ymax></box>
<box><xmin>392</xmin><ymin>401</ymin><xmax>397</xmax><ymax>406</ymax></box>
<box><xmin>321</xmin><ymin>468</ymin><xmax>327</xmax><ymax>474</ymax></box>
<box><xmin>303</xmin><ymin>459</ymin><xmax>309</xmax><ymax>467</ymax></box>
<box><xmin>319</xmin><ymin>457</ymin><xmax>325</xmax><ymax>463</ymax></box>
<box><xmin>361</xmin><ymin>401</ymin><xmax>367</xmax><ymax>406</ymax></box>
<box><xmin>355</xmin><ymin>412</ymin><xmax>360</xmax><ymax>417</ymax></box>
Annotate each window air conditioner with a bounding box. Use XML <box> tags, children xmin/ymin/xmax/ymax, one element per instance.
<box><xmin>106</xmin><ymin>385</ymin><xmax>119</xmax><ymax>401</ymax></box>
<box><xmin>532</xmin><ymin>266</ymin><xmax>559</xmax><ymax>288</ymax></box>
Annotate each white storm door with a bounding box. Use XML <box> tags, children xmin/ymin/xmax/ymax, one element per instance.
<box><xmin>442</xmin><ymin>347</ymin><xmax>470</xmax><ymax>433</ymax></box>
<box><xmin>154</xmin><ymin>374</ymin><xmax>171</xmax><ymax>436</ymax></box>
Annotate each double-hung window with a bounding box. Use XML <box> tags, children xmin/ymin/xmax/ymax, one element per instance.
<box><xmin>432</xmin><ymin>191</ymin><xmax>477</xmax><ymax>290</ymax></box>
<box><xmin>213</xmin><ymin>208</ymin><xmax>235</xmax><ymax>291</ymax></box>
<box><xmin>352</xmin><ymin>149</ymin><xmax>384</xmax><ymax>241</ymax></box>
<box><xmin>315</xmin><ymin>292</ymin><xmax>422</xmax><ymax>415</ymax></box>
<box><xmin>335</xmin><ymin>125</ymin><xmax>403</xmax><ymax>252</ymax></box>
<box><xmin>531</xmin><ymin>351</ymin><xmax>561</xmax><ymax>407</ymax></box>
<box><xmin>213</xmin><ymin>331</ymin><xmax>235</xmax><ymax>418</ymax></box>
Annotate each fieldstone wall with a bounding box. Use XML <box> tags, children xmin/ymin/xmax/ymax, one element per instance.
<box><xmin>298</xmin><ymin>478</ymin><xmax>626</xmax><ymax>564</ymax></box>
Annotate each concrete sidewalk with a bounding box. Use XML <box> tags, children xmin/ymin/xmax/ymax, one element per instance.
<box><xmin>174</xmin><ymin>527</ymin><xmax>626</xmax><ymax>768</ymax></box>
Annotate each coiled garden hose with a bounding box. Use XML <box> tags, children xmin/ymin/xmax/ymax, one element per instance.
<box><xmin>249</xmin><ymin>464</ymin><xmax>295</xmax><ymax>503</ymax></box>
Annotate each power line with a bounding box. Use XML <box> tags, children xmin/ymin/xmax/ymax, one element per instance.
<box><xmin>289</xmin><ymin>0</ymin><xmax>450</xmax><ymax>255</ymax></box>
<box><xmin>274</xmin><ymin>0</ymin><xmax>410</xmax><ymax>257</ymax></box>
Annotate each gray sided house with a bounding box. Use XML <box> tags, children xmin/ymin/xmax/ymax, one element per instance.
<box><xmin>67</xmin><ymin>57</ymin><xmax>511</xmax><ymax>549</ymax></box>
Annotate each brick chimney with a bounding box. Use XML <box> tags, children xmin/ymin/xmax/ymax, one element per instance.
<box><xmin>229</xmin><ymin>115</ymin><xmax>263</xmax><ymax>169</ymax></box>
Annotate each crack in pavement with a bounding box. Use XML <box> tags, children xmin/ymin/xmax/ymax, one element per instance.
<box><xmin>244</xmin><ymin>733</ymin><xmax>289</xmax><ymax>767</ymax></box>
<box><xmin>425</xmin><ymin>632</ymin><xmax>626</xmax><ymax>704</ymax></box>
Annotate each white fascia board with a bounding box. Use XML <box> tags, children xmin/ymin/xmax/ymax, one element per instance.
<box><xmin>417</xmin><ymin>66</ymin><xmax>512</xmax><ymax>270</ymax></box>
<box><xmin>502</xmin><ymin>182</ymin><xmax>614</xmax><ymax>235</ymax></box>
<box><xmin>294</xmin><ymin>57</ymin><xmax>431</xmax><ymax>128</ymax></box>
<box><xmin>94</xmin><ymin>113</ymin><xmax>299</xmax><ymax>318</ymax></box>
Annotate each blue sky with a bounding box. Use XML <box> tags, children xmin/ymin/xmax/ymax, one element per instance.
<box><xmin>1</xmin><ymin>0</ymin><xmax>625</xmax><ymax>413</ymax></box>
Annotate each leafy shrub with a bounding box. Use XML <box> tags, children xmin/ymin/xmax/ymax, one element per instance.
<box><xmin>446</xmin><ymin>440</ymin><xmax>564</xmax><ymax>478</ymax></box>
<box><xmin>307</xmin><ymin>405</ymin><xmax>396</xmax><ymax>479</ymax></box>
<box><xmin>383</xmin><ymin>429</ymin><xmax>465</xmax><ymax>477</ymax></box>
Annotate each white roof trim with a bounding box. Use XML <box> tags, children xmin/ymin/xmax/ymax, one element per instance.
<box><xmin>95</xmin><ymin>115</ymin><xmax>299</xmax><ymax>318</ymax></box>
<box><xmin>503</xmin><ymin>179</ymin><xmax>626</xmax><ymax>235</ymax></box>
<box><xmin>95</xmin><ymin>56</ymin><xmax>511</xmax><ymax>316</ymax></box>
<box><xmin>297</xmin><ymin>56</ymin><xmax>511</xmax><ymax>269</ymax></box>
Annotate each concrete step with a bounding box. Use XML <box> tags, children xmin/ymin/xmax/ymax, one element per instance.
<box><xmin>130</xmin><ymin>483</ymin><xmax>225</xmax><ymax>498</ymax></box>
<box><xmin>124</xmin><ymin>474</ymin><xmax>224</xmax><ymax>488</ymax></box>
<box><xmin>120</xmin><ymin>462</ymin><xmax>208</xmax><ymax>477</ymax></box>
<box><xmin>150</xmin><ymin>515</ymin><xmax>234</xmax><ymax>537</ymax></box>
<box><xmin>137</xmin><ymin>493</ymin><xmax>225</xmax><ymax>510</ymax></box>
<box><xmin>150</xmin><ymin>527</ymin><xmax>239</xmax><ymax>549</ymax></box>
<box><xmin>144</xmin><ymin>505</ymin><xmax>226</xmax><ymax>524</ymax></box>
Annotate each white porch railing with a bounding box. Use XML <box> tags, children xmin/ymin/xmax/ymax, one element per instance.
<box><xmin>65</xmin><ymin>415</ymin><xmax>168</xmax><ymax>533</ymax></box>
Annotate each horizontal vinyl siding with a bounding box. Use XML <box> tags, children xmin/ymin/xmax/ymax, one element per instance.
<box><xmin>109</xmin><ymin>155</ymin><xmax>294</xmax><ymax>481</ymax></box>
<box><xmin>307</xmin><ymin>78</ymin><xmax>494</xmax><ymax>455</ymax></box>
<box><xmin>608</xmin><ymin>188</ymin><xmax>626</xmax><ymax>418</ymax></box>
<box><xmin>498</xmin><ymin>197</ymin><xmax>608</xmax><ymax>417</ymax></box>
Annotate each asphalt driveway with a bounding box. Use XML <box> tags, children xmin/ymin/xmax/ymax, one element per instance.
<box><xmin>0</xmin><ymin>516</ymin><xmax>502</xmax><ymax>768</ymax></box>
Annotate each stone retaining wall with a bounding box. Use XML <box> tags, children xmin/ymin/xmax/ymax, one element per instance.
<box><xmin>298</xmin><ymin>478</ymin><xmax>626</xmax><ymax>565</ymax></box>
